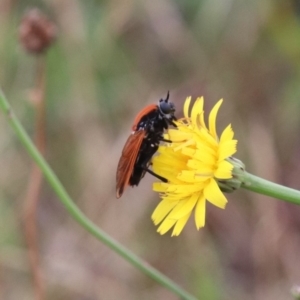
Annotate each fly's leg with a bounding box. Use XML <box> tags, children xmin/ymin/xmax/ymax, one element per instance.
<box><xmin>141</xmin><ymin>165</ymin><xmax>168</xmax><ymax>182</ymax></box>
<box><xmin>159</xmin><ymin>138</ymin><xmax>172</xmax><ymax>143</ymax></box>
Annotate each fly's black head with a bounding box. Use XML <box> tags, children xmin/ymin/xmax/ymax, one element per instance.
<box><xmin>158</xmin><ymin>91</ymin><xmax>176</xmax><ymax>120</ymax></box>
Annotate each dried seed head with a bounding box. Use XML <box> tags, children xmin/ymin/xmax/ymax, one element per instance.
<box><xmin>19</xmin><ymin>8</ymin><xmax>57</xmax><ymax>54</ymax></box>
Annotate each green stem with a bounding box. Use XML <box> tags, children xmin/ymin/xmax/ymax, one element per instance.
<box><xmin>242</xmin><ymin>172</ymin><xmax>300</xmax><ymax>205</ymax></box>
<box><xmin>0</xmin><ymin>89</ymin><xmax>198</xmax><ymax>300</ymax></box>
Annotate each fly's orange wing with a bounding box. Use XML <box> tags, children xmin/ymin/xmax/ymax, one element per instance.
<box><xmin>116</xmin><ymin>130</ymin><xmax>146</xmax><ymax>198</ymax></box>
<box><xmin>131</xmin><ymin>104</ymin><xmax>157</xmax><ymax>130</ymax></box>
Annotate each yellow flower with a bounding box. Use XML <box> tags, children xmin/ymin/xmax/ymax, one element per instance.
<box><xmin>151</xmin><ymin>97</ymin><xmax>237</xmax><ymax>236</ymax></box>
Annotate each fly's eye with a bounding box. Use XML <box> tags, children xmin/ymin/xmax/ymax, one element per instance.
<box><xmin>159</xmin><ymin>101</ymin><xmax>175</xmax><ymax>114</ymax></box>
<box><xmin>158</xmin><ymin>91</ymin><xmax>175</xmax><ymax>115</ymax></box>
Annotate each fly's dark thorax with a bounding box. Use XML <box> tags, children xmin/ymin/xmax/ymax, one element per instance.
<box><xmin>135</xmin><ymin>109</ymin><xmax>168</xmax><ymax>132</ymax></box>
<box><xmin>129</xmin><ymin>108</ymin><xmax>166</xmax><ymax>186</ymax></box>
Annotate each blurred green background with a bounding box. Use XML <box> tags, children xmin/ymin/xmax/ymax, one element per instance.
<box><xmin>1</xmin><ymin>0</ymin><xmax>300</xmax><ymax>299</ymax></box>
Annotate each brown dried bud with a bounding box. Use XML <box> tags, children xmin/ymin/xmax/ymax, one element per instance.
<box><xmin>19</xmin><ymin>8</ymin><xmax>57</xmax><ymax>54</ymax></box>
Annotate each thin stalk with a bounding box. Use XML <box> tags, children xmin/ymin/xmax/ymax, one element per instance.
<box><xmin>242</xmin><ymin>172</ymin><xmax>300</xmax><ymax>205</ymax></box>
<box><xmin>0</xmin><ymin>88</ymin><xmax>198</xmax><ymax>300</ymax></box>
<box><xmin>23</xmin><ymin>56</ymin><xmax>46</xmax><ymax>300</ymax></box>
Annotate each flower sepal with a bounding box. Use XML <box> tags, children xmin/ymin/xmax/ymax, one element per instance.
<box><xmin>217</xmin><ymin>157</ymin><xmax>246</xmax><ymax>193</ymax></box>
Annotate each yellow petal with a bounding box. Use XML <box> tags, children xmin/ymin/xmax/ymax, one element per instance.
<box><xmin>214</xmin><ymin>160</ymin><xmax>233</xmax><ymax>179</ymax></box>
<box><xmin>208</xmin><ymin>99</ymin><xmax>223</xmax><ymax>139</ymax></box>
<box><xmin>195</xmin><ymin>195</ymin><xmax>206</xmax><ymax>229</ymax></box>
<box><xmin>193</xmin><ymin>149</ymin><xmax>216</xmax><ymax>165</ymax></box>
<box><xmin>165</xmin><ymin>183</ymin><xmax>204</xmax><ymax>194</ymax></box>
<box><xmin>220</xmin><ymin>124</ymin><xmax>234</xmax><ymax>142</ymax></box>
<box><xmin>196</xmin><ymin>128</ymin><xmax>218</xmax><ymax>149</ymax></box>
<box><xmin>167</xmin><ymin>193</ymin><xmax>198</xmax><ymax>220</ymax></box>
<box><xmin>199</xmin><ymin>112</ymin><xmax>207</xmax><ymax>130</ymax></box>
<box><xmin>178</xmin><ymin>170</ymin><xmax>210</xmax><ymax>182</ymax></box>
<box><xmin>157</xmin><ymin>218</ymin><xmax>177</xmax><ymax>235</ymax></box>
<box><xmin>181</xmin><ymin>147</ymin><xmax>196</xmax><ymax>157</ymax></box>
<box><xmin>167</xmin><ymin>129</ymin><xmax>193</xmax><ymax>142</ymax></box>
<box><xmin>174</xmin><ymin>139</ymin><xmax>195</xmax><ymax>151</ymax></box>
<box><xmin>152</xmin><ymin>182</ymin><xmax>169</xmax><ymax>192</ymax></box>
<box><xmin>151</xmin><ymin>199</ymin><xmax>179</xmax><ymax>225</ymax></box>
<box><xmin>218</xmin><ymin>140</ymin><xmax>237</xmax><ymax>161</ymax></box>
<box><xmin>187</xmin><ymin>159</ymin><xmax>214</xmax><ymax>172</ymax></box>
<box><xmin>172</xmin><ymin>211</ymin><xmax>192</xmax><ymax>236</ymax></box>
<box><xmin>152</xmin><ymin>155</ymin><xmax>186</xmax><ymax>170</ymax></box>
<box><xmin>204</xmin><ymin>179</ymin><xmax>228</xmax><ymax>208</ymax></box>
<box><xmin>191</xmin><ymin>97</ymin><xmax>204</xmax><ymax>126</ymax></box>
<box><xmin>184</xmin><ymin>96</ymin><xmax>192</xmax><ymax>118</ymax></box>
<box><xmin>177</xmin><ymin>123</ymin><xmax>194</xmax><ymax>133</ymax></box>
<box><xmin>198</xmin><ymin>102</ymin><xmax>207</xmax><ymax>130</ymax></box>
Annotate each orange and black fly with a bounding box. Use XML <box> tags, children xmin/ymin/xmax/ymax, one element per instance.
<box><xmin>116</xmin><ymin>92</ymin><xmax>177</xmax><ymax>198</ymax></box>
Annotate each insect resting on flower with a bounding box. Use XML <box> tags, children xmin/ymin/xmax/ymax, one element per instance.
<box><xmin>116</xmin><ymin>92</ymin><xmax>177</xmax><ymax>198</ymax></box>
